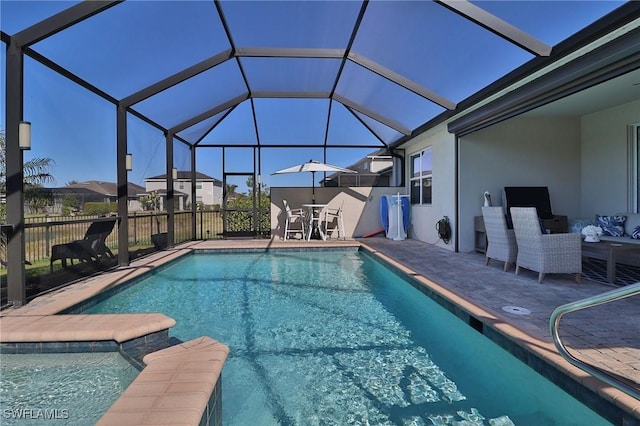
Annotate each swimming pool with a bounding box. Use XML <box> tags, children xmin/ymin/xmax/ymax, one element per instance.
<box><xmin>85</xmin><ymin>250</ymin><xmax>610</xmax><ymax>425</ymax></box>
<box><xmin>0</xmin><ymin>352</ymin><xmax>137</xmax><ymax>425</ymax></box>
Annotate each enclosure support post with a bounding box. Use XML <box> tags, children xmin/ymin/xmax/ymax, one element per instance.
<box><xmin>116</xmin><ymin>104</ymin><xmax>129</xmax><ymax>267</ymax></box>
<box><xmin>5</xmin><ymin>39</ymin><xmax>27</xmax><ymax>306</ymax></box>
<box><xmin>166</xmin><ymin>132</ymin><xmax>175</xmax><ymax>247</ymax></box>
<box><xmin>191</xmin><ymin>146</ymin><xmax>197</xmax><ymax>241</ymax></box>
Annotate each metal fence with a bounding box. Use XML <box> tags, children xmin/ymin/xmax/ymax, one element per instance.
<box><xmin>21</xmin><ymin>210</ymin><xmax>228</xmax><ymax>264</ymax></box>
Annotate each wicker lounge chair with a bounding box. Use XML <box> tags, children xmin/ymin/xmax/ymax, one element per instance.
<box><xmin>482</xmin><ymin>206</ymin><xmax>517</xmax><ymax>271</ymax></box>
<box><xmin>50</xmin><ymin>218</ymin><xmax>117</xmax><ymax>272</ymax></box>
<box><xmin>510</xmin><ymin>207</ymin><xmax>581</xmax><ymax>283</ymax></box>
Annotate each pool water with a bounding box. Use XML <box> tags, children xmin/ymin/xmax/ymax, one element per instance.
<box><xmin>86</xmin><ymin>250</ymin><xmax>610</xmax><ymax>425</ymax></box>
<box><xmin>0</xmin><ymin>352</ymin><xmax>137</xmax><ymax>425</ymax></box>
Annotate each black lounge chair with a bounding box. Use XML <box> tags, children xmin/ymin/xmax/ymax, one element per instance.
<box><xmin>50</xmin><ymin>218</ymin><xmax>117</xmax><ymax>272</ymax></box>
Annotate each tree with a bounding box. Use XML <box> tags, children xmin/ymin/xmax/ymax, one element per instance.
<box><xmin>61</xmin><ymin>194</ymin><xmax>80</xmax><ymax>215</ymax></box>
<box><xmin>225</xmin><ymin>183</ymin><xmax>238</xmax><ymax>198</ymax></box>
<box><xmin>225</xmin><ymin>176</ymin><xmax>271</xmax><ymax>235</ymax></box>
<box><xmin>140</xmin><ymin>190</ymin><xmax>161</xmax><ymax>212</ymax></box>
<box><xmin>245</xmin><ymin>176</ymin><xmax>269</xmax><ymax>197</ymax></box>
<box><xmin>140</xmin><ymin>190</ymin><xmax>162</xmax><ymax>234</ymax></box>
<box><xmin>24</xmin><ymin>185</ymin><xmax>54</xmax><ymax>214</ymax></box>
<box><xmin>0</xmin><ymin>131</ymin><xmax>56</xmax><ymax>222</ymax></box>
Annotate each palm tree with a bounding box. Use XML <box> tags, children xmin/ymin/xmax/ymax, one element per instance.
<box><xmin>225</xmin><ymin>183</ymin><xmax>238</xmax><ymax>198</ymax></box>
<box><xmin>0</xmin><ymin>130</ymin><xmax>55</xmax><ymax>265</ymax></box>
<box><xmin>0</xmin><ymin>130</ymin><xmax>56</xmax><ymax>222</ymax></box>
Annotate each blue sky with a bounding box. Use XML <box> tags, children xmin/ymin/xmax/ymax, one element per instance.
<box><xmin>0</xmin><ymin>1</ymin><xmax>626</xmax><ymax>193</ymax></box>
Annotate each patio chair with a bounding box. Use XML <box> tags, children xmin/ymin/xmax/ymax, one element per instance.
<box><xmin>283</xmin><ymin>199</ymin><xmax>306</xmax><ymax>240</ymax></box>
<box><xmin>510</xmin><ymin>207</ymin><xmax>581</xmax><ymax>283</ymax></box>
<box><xmin>50</xmin><ymin>218</ymin><xmax>117</xmax><ymax>272</ymax></box>
<box><xmin>324</xmin><ymin>200</ymin><xmax>345</xmax><ymax>240</ymax></box>
<box><xmin>481</xmin><ymin>206</ymin><xmax>517</xmax><ymax>271</ymax></box>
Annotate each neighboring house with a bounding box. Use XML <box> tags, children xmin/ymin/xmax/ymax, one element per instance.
<box><xmin>48</xmin><ymin>181</ymin><xmax>146</xmax><ymax>213</ymax></box>
<box><xmin>144</xmin><ymin>171</ymin><xmax>223</xmax><ymax>210</ymax></box>
<box><xmin>321</xmin><ymin>149</ymin><xmax>397</xmax><ymax>188</ymax></box>
<box><xmin>137</xmin><ymin>188</ymin><xmax>189</xmax><ymax>212</ymax></box>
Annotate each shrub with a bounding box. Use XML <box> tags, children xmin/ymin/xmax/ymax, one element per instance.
<box><xmin>83</xmin><ymin>202</ymin><xmax>115</xmax><ymax>216</ymax></box>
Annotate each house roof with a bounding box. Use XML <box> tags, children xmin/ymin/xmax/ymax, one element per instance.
<box><xmin>141</xmin><ymin>189</ymin><xmax>190</xmax><ymax>198</ymax></box>
<box><xmin>50</xmin><ymin>187</ymin><xmax>106</xmax><ymax>198</ymax></box>
<box><xmin>64</xmin><ymin>181</ymin><xmax>146</xmax><ymax>197</ymax></box>
<box><xmin>147</xmin><ymin>171</ymin><xmax>222</xmax><ymax>184</ymax></box>
<box><xmin>4</xmin><ymin>1</ymin><xmax>637</xmax><ymax>152</ymax></box>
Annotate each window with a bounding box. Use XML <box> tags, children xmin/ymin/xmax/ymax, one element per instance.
<box><xmin>631</xmin><ymin>123</ymin><xmax>640</xmax><ymax>212</ymax></box>
<box><xmin>410</xmin><ymin>147</ymin><xmax>432</xmax><ymax>205</ymax></box>
<box><xmin>196</xmin><ymin>182</ymin><xmax>203</xmax><ymax>189</ymax></box>
<box><xmin>179</xmin><ymin>182</ymin><xmax>184</xmax><ymax>190</ymax></box>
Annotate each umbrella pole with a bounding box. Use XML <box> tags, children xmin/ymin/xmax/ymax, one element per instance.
<box><xmin>310</xmin><ymin>171</ymin><xmax>320</xmax><ymax>239</ymax></box>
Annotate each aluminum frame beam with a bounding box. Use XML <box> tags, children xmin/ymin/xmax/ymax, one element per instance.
<box><xmin>333</xmin><ymin>94</ymin><xmax>411</xmax><ymax>135</ymax></box>
<box><xmin>196</xmin><ymin>143</ymin><xmax>384</xmax><ymax>149</ymax></box>
<box><xmin>235</xmin><ymin>47</ymin><xmax>346</xmax><ymax>59</ymax></box>
<box><xmin>121</xmin><ymin>49</ymin><xmax>234</xmax><ymax>107</ymax></box>
<box><xmin>170</xmin><ymin>93</ymin><xmax>249</xmax><ymax>135</ymax></box>
<box><xmin>13</xmin><ymin>1</ymin><xmax>122</xmax><ymax>48</ymax></box>
<box><xmin>347</xmin><ymin>52</ymin><xmax>457</xmax><ymax>110</ymax></box>
<box><xmin>251</xmin><ymin>91</ymin><xmax>331</xmax><ymax>99</ymax></box>
<box><xmin>436</xmin><ymin>0</ymin><xmax>552</xmax><ymax>56</ymax></box>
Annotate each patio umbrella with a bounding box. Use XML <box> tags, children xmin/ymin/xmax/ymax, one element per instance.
<box><xmin>272</xmin><ymin>160</ymin><xmax>356</xmax><ymax>203</ymax></box>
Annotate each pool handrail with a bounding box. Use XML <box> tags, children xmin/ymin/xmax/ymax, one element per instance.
<box><xmin>549</xmin><ymin>282</ymin><xmax>640</xmax><ymax>400</ymax></box>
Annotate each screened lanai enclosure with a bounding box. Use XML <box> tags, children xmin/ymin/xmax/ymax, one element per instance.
<box><xmin>2</xmin><ymin>1</ymin><xmax>638</xmax><ymax>306</ymax></box>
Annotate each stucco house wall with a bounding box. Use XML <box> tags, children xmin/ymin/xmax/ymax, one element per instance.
<box><xmin>270</xmin><ymin>186</ymin><xmax>403</xmax><ymax>240</ymax></box>
<box><xmin>196</xmin><ymin>181</ymin><xmax>223</xmax><ymax>207</ymax></box>
<box><xmin>401</xmin><ymin>124</ymin><xmax>457</xmax><ymax>251</ymax></box>
<box><xmin>399</xmin><ymin>116</ymin><xmax>582</xmax><ymax>253</ymax></box>
<box><xmin>172</xmin><ymin>180</ymin><xmax>222</xmax><ymax>206</ymax></box>
<box><xmin>146</xmin><ymin>180</ymin><xmax>166</xmax><ymax>194</ymax></box>
<box><xmin>457</xmin><ymin>115</ymin><xmax>582</xmax><ymax>252</ymax></box>
<box><xmin>394</xmin><ymin>99</ymin><xmax>638</xmax><ymax>253</ymax></box>
<box><xmin>581</xmin><ymin>99</ymin><xmax>640</xmax><ymax>218</ymax></box>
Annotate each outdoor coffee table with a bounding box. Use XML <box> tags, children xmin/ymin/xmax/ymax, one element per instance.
<box><xmin>581</xmin><ymin>240</ymin><xmax>640</xmax><ymax>283</ymax></box>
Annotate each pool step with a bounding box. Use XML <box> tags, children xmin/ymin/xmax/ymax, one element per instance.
<box><xmin>97</xmin><ymin>336</ymin><xmax>229</xmax><ymax>426</ymax></box>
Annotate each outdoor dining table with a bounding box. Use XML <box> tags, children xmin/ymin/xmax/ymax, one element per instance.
<box><xmin>303</xmin><ymin>204</ymin><xmax>327</xmax><ymax>241</ymax></box>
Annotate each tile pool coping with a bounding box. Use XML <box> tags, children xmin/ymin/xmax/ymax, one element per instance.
<box><xmin>97</xmin><ymin>336</ymin><xmax>228</xmax><ymax>426</ymax></box>
<box><xmin>1</xmin><ymin>239</ymin><xmax>638</xmax><ymax>424</ymax></box>
<box><xmin>0</xmin><ymin>313</ymin><xmax>176</xmax><ymax>344</ymax></box>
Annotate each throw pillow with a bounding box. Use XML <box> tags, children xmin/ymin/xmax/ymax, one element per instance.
<box><xmin>595</xmin><ymin>214</ymin><xmax>626</xmax><ymax>237</ymax></box>
<box><xmin>632</xmin><ymin>226</ymin><xmax>640</xmax><ymax>239</ymax></box>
